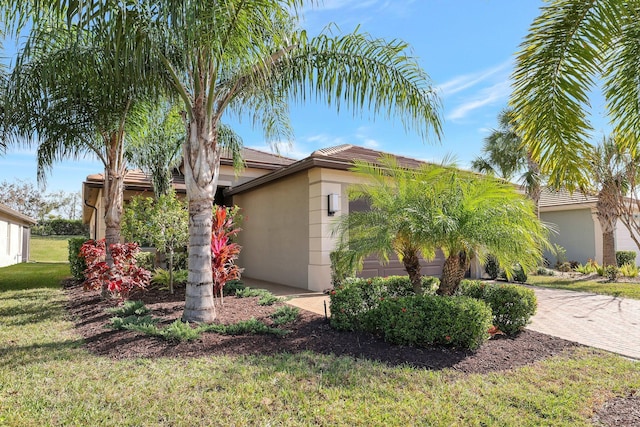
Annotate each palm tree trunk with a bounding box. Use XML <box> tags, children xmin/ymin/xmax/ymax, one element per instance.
<box><xmin>597</xmin><ymin>185</ymin><xmax>619</xmax><ymax>267</ymax></box>
<box><xmin>102</xmin><ymin>132</ymin><xmax>126</xmax><ymax>298</ymax></box>
<box><xmin>182</xmin><ymin>113</ymin><xmax>221</xmax><ymax>323</ymax></box>
<box><xmin>401</xmin><ymin>247</ymin><xmax>422</xmax><ymax>294</ymax></box>
<box><xmin>438</xmin><ymin>251</ymin><xmax>469</xmax><ymax>296</ymax></box>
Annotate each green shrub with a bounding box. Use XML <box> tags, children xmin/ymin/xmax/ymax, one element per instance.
<box><xmin>159</xmin><ymin>320</ymin><xmax>201</xmax><ymax>342</ymax></box>
<box><xmin>106</xmin><ymin>300</ymin><xmax>150</xmax><ymax>317</ymax></box>
<box><xmin>330</xmin><ymin>250</ymin><xmax>359</xmax><ymax>286</ymax></box>
<box><xmin>535</xmin><ymin>267</ymin><xmax>555</xmax><ymax>276</ymax></box>
<box><xmin>151</xmin><ymin>268</ymin><xmax>188</xmax><ymax>288</ymax></box>
<box><xmin>270</xmin><ymin>305</ymin><xmax>300</xmax><ymax>326</ymax></box>
<box><xmin>136</xmin><ymin>251</ymin><xmax>156</xmax><ymax>271</ymax></box>
<box><xmin>458</xmin><ymin>280</ymin><xmax>537</xmax><ymax>335</ymax></box>
<box><xmin>201</xmin><ymin>318</ymin><xmax>289</xmax><ymax>337</ymax></box>
<box><xmin>574</xmin><ymin>261</ymin><xmax>598</xmax><ymax>274</ymax></box>
<box><xmin>362</xmin><ymin>295</ymin><xmax>492</xmax><ymax>350</ymax></box>
<box><xmin>604</xmin><ymin>265</ymin><xmax>619</xmax><ymax>282</ymax></box>
<box><xmin>234</xmin><ymin>288</ymin><xmax>281</xmax><ymax>306</ymax></box>
<box><xmin>557</xmin><ymin>262</ymin><xmax>572</xmax><ymax>273</ymax></box>
<box><xmin>498</xmin><ymin>264</ymin><xmax>528</xmax><ymax>282</ymax></box>
<box><xmin>108</xmin><ymin>315</ymin><xmax>157</xmax><ymax>330</ymax></box>
<box><xmin>68</xmin><ymin>237</ymin><xmax>88</xmax><ymax>281</ymax></box>
<box><xmin>619</xmin><ymin>263</ymin><xmax>639</xmax><ymax>278</ymax></box>
<box><xmin>616</xmin><ymin>251</ymin><xmax>636</xmax><ymax>267</ymax></box>
<box><xmin>34</xmin><ymin>219</ymin><xmax>88</xmax><ymax>236</ymax></box>
<box><xmin>223</xmin><ymin>280</ymin><xmax>246</xmax><ymax>296</ymax></box>
<box><xmin>484</xmin><ymin>254</ymin><xmax>500</xmax><ymax>279</ymax></box>
<box><xmin>328</xmin><ymin>276</ymin><xmax>438</xmax><ymax>331</ymax></box>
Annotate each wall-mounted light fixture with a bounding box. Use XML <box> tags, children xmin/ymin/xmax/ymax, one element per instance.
<box><xmin>328</xmin><ymin>193</ymin><xmax>340</xmax><ymax>216</ymax></box>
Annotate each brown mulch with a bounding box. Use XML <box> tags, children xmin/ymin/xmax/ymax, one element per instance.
<box><xmin>63</xmin><ymin>282</ymin><xmax>639</xmax><ymax>425</ymax></box>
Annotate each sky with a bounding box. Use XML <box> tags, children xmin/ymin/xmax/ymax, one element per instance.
<box><xmin>0</xmin><ymin>0</ymin><xmax>602</xmax><ymax>196</ymax></box>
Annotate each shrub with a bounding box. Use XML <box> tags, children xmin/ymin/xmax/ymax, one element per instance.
<box><xmin>329</xmin><ymin>275</ymin><xmax>439</xmax><ymax>331</ymax></box>
<box><xmin>484</xmin><ymin>254</ymin><xmax>500</xmax><ymax>279</ymax></box>
<box><xmin>202</xmin><ymin>318</ymin><xmax>289</xmax><ymax>337</ymax></box>
<box><xmin>557</xmin><ymin>262</ymin><xmax>573</xmax><ymax>273</ymax></box>
<box><xmin>362</xmin><ymin>295</ymin><xmax>492</xmax><ymax>350</ymax></box>
<box><xmin>33</xmin><ymin>219</ymin><xmax>88</xmax><ymax>236</ymax></box>
<box><xmin>554</xmin><ymin>244</ymin><xmax>567</xmax><ymax>268</ymax></box>
<box><xmin>330</xmin><ymin>250</ymin><xmax>359</xmax><ymax>286</ymax></box>
<box><xmin>458</xmin><ymin>280</ymin><xmax>537</xmax><ymax>335</ymax></box>
<box><xmin>108</xmin><ymin>315</ymin><xmax>158</xmax><ymax>330</ymax></box>
<box><xmin>151</xmin><ymin>268</ymin><xmax>188</xmax><ymax>288</ymax></box>
<box><xmin>106</xmin><ymin>300</ymin><xmax>150</xmax><ymax>317</ymax></box>
<box><xmin>223</xmin><ymin>280</ymin><xmax>246</xmax><ymax>296</ymax></box>
<box><xmin>619</xmin><ymin>263</ymin><xmax>639</xmax><ymax>278</ymax></box>
<box><xmin>234</xmin><ymin>288</ymin><xmax>281</xmax><ymax>306</ymax></box>
<box><xmin>270</xmin><ymin>305</ymin><xmax>300</xmax><ymax>326</ymax></box>
<box><xmin>498</xmin><ymin>264</ymin><xmax>528</xmax><ymax>282</ymax></box>
<box><xmin>575</xmin><ymin>260</ymin><xmax>598</xmax><ymax>274</ymax></box>
<box><xmin>136</xmin><ymin>251</ymin><xmax>156</xmax><ymax>271</ymax></box>
<box><xmin>68</xmin><ymin>237</ymin><xmax>88</xmax><ymax>281</ymax></box>
<box><xmin>535</xmin><ymin>267</ymin><xmax>554</xmax><ymax>276</ymax></box>
<box><xmin>604</xmin><ymin>265</ymin><xmax>619</xmax><ymax>282</ymax></box>
<box><xmin>616</xmin><ymin>251</ymin><xmax>636</xmax><ymax>267</ymax></box>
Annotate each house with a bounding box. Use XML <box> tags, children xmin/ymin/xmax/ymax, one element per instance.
<box><xmin>539</xmin><ymin>188</ymin><xmax>640</xmax><ymax>266</ymax></box>
<box><xmin>0</xmin><ymin>203</ymin><xmax>37</xmax><ymax>267</ymax></box>
<box><xmin>82</xmin><ymin>144</ymin><xmax>451</xmax><ymax>291</ymax></box>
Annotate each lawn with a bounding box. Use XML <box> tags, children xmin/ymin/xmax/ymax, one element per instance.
<box><xmin>29</xmin><ymin>235</ymin><xmax>85</xmax><ymax>263</ymax></box>
<box><xmin>528</xmin><ymin>275</ymin><xmax>640</xmax><ymax>300</ymax></box>
<box><xmin>1</xmin><ymin>263</ymin><xmax>639</xmax><ymax>426</ymax></box>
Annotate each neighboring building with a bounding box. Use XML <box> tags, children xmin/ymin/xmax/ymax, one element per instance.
<box><xmin>539</xmin><ymin>189</ymin><xmax>640</xmax><ymax>266</ymax></box>
<box><xmin>0</xmin><ymin>203</ymin><xmax>37</xmax><ymax>268</ymax></box>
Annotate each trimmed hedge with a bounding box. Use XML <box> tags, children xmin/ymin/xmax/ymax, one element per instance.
<box><xmin>33</xmin><ymin>219</ymin><xmax>88</xmax><ymax>236</ymax></box>
<box><xmin>68</xmin><ymin>237</ymin><xmax>88</xmax><ymax>281</ymax></box>
<box><xmin>362</xmin><ymin>295</ymin><xmax>492</xmax><ymax>350</ymax></box>
<box><xmin>329</xmin><ymin>275</ymin><xmax>439</xmax><ymax>331</ymax></box>
<box><xmin>616</xmin><ymin>251</ymin><xmax>636</xmax><ymax>267</ymax></box>
<box><xmin>458</xmin><ymin>280</ymin><xmax>537</xmax><ymax>335</ymax></box>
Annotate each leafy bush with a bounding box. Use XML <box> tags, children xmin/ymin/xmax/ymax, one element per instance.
<box><xmin>106</xmin><ymin>300</ymin><xmax>150</xmax><ymax>317</ymax></box>
<box><xmin>151</xmin><ymin>268</ymin><xmax>188</xmax><ymax>288</ymax></box>
<box><xmin>604</xmin><ymin>265</ymin><xmax>619</xmax><ymax>282</ymax></box>
<box><xmin>135</xmin><ymin>251</ymin><xmax>156</xmax><ymax>271</ymax></box>
<box><xmin>574</xmin><ymin>260</ymin><xmax>599</xmax><ymax>274</ymax></box>
<box><xmin>498</xmin><ymin>264</ymin><xmax>528</xmax><ymax>282</ymax></box>
<box><xmin>33</xmin><ymin>219</ymin><xmax>88</xmax><ymax>236</ymax></box>
<box><xmin>329</xmin><ymin>275</ymin><xmax>438</xmax><ymax>331</ymax></box>
<box><xmin>535</xmin><ymin>267</ymin><xmax>554</xmax><ymax>276</ymax></box>
<box><xmin>484</xmin><ymin>254</ymin><xmax>500</xmax><ymax>279</ymax></box>
<box><xmin>270</xmin><ymin>305</ymin><xmax>300</xmax><ymax>326</ymax></box>
<box><xmin>68</xmin><ymin>237</ymin><xmax>88</xmax><ymax>281</ymax></box>
<box><xmin>554</xmin><ymin>244</ymin><xmax>567</xmax><ymax>268</ymax></box>
<box><xmin>330</xmin><ymin>249</ymin><xmax>359</xmax><ymax>286</ymax></box>
<box><xmin>458</xmin><ymin>280</ymin><xmax>537</xmax><ymax>335</ymax></box>
<box><xmin>362</xmin><ymin>295</ymin><xmax>492</xmax><ymax>350</ymax></box>
<box><xmin>234</xmin><ymin>288</ymin><xmax>281</xmax><ymax>306</ymax></box>
<box><xmin>616</xmin><ymin>251</ymin><xmax>636</xmax><ymax>267</ymax></box>
<box><xmin>108</xmin><ymin>315</ymin><xmax>158</xmax><ymax>330</ymax></box>
<box><xmin>557</xmin><ymin>262</ymin><xmax>573</xmax><ymax>273</ymax></box>
<box><xmin>202</xmin><ymin>318</ymin><xmax>289</xmax><ymax>337</ymax></box>
<box><xmin>619</xmin><ymin>263</ymin><xmax>639</xmax><ymax>278</ymax></box>
<box><xmin>223</xmin><ymin>280</ymin><xmax>246</xmax><ymax>296</ymax></box>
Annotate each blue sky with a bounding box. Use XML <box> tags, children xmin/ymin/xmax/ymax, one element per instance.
<box><xmin>0</xmin><ymin>0</ymin><xmax>575</xmax><ymax>194</ymax></box>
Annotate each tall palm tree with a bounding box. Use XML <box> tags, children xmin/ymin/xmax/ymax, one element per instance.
<box><xmin>5</xmin><ymin>11</ymin><xmax>160</xmax><ymax>296</ymax></box>
<box><xmin>511</xmin><ymin>1</ymin><xmax>640</xmax><ymax>190</ymax></box>
<box><xmin>588</xmin><ymin>137</ymin><xmax>628</xmax><ymax>266</ymax></box>
<box><xmin>471</xmin><ymin>108</ymin><xmax>542</xmax><ymax>213</ymax></box>
<box><xmin>7</xmin><ymin>1</ymin><xmax>442</xmax><ymax>322</ymax></box>
<box><xmin>335</xmin><ymin>156</ymin><xmax>549</xmax><ymax>296</ymax></box>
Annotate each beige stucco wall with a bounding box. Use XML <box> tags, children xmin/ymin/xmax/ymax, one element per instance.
<box><xmin>234</xmin><ymin>172</ymin><xmax>310</xmax><ymax>288</ymax></box>
<box><xmin>615</xmin><ymin>219</ymin><xmax>640</xmax><ymax>265</ymax></box>
<box><xmin>541</xmin><ymin>208</ymin><xmax>598</xmax><ymax>265</ymax></box>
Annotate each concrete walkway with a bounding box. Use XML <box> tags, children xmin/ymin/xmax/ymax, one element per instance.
<box><xmin>243</xmin><ymin>278</ymin><xmax>640</xmax><ymax>360</ymax></box>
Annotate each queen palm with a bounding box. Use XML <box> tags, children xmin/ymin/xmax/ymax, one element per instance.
<box><xmin>511</xmin><ymin>0</ymin><xmax>640</xmax><ymax>190</ymax></box>
<box><xmin>335</xmin><ymin>156</ymin><xmax>549</xmax><ymax>296</ymax></box>
<box><xmin>9</xmin><ymin>0</ymin><xmax>443</xmax><ymax>322</ymax></box>
<box><xmin>6</xmin><ymin>11</ymin><xmax>160</xmax><ymax>296</ymax></box>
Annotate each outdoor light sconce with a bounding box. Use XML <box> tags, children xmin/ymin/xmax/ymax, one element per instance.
<box><xmin>328</xmin><ymin>193</ymin><xmax>340</xmax><ymax>216</ymax></box>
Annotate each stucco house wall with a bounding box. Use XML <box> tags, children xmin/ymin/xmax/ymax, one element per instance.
<box><xmin>0</xmin><ymin>204</ymin><xmax>37</xmax><ymax>267</ymax></box>
<box><xmin>233</xmin><ymin>172</ymin><xmax>310</xmax><ymax>288</ymax></box>
<box><xmin>615</xmin><ymin>219</ymin><xmax>640</xmax><ymax>265</ymax></box>
<box><xmin>541</xmin><ymin>208</ymin><xmax>597</xmax><ymax>265</ymax></box>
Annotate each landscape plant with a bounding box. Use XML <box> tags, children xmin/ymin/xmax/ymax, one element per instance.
<box><xmin>68</xmin><ymin>237</ymin><xmax>88</xmax><ymax>281</ymax></box>
<box><xmin>618</xmin><ymin>263</ymin><xmax>638</xmax><ymax>278</ymax></box>
<box><xmin>210</xmin><ymin>206</ymin><xmax>243</xmax><ymax>305</ymax></box>
<box><xmin>79</xmin><ymin>239</ymin><xmax>151</xmax><ymax>300</ymax></box>
<box><xmin>616</xmin><ymin>250</ymin><xmax>636</xmax><ymax>267</ymax></box>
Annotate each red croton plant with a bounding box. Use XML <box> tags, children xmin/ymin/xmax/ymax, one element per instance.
<box><xmin>79</xmin><ymin>239</ymin><xmax>151</xmax><ymax>300</ymax></box>
<box><xmin>211</xmin><ymin>205</ymin><xmax>243</xmax><ymax>303</ymax></box>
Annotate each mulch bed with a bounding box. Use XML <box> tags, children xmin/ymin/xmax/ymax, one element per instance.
<box><xmin>63</xmin><ymin>282</ymin><xmax>638</xmax><ymax>425</ymax></box>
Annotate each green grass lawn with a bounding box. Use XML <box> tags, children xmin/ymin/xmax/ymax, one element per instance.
<box><xmin>1</xmin><ymin>263</ymin><xmax>639</xmax><ymax>426</ymax></box>
<box><xmin>528</xmin><ymin>275</ymin><xmax>640</xmax><ymax>300</ymax></box>
<box><xmin>29</xmin><ymin>235</ymin><xmax>85</xmax><ymax>263</ymax></box>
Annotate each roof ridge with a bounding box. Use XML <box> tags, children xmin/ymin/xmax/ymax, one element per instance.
<box><xmin>312</xmin><ymin>144</ymin><xmax>353</xmax><ymax>157</ymax></box>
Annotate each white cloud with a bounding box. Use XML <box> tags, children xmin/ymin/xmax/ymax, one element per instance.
<box><xmin>446</xmin><ymin>80</ymin><xmax>512</xmax><ymax>121</ymax></box>
<box><xmin>305</xmin><ymin>133</ymin><xmax>348</xmax><ymax>146</ymax></box>
<box><xmin>436</xmin><ymin>60</ymin><xmax>512</xmax><ymax>98</ymax></box>
<box><xmin>362</xmin><ymin>139</ymin><xmax>379</xmax><ymax>148</ymax></box>
<box><xmin>248</xmin><ymin>141</ymin><xmax>309</xmax><ymax>160</ymax></box>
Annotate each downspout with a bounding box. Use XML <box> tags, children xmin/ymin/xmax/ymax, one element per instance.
<box><xmin>84</xmin><ymin>199</ymin><xmax>98</xmax><ymax>239</ymax></box>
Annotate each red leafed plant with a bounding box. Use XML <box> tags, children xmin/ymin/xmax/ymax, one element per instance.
<box><xmin>79</xmin><ymin>239</ymin><xmax>151</xmax><ymax>300</ymax></box>
<box><xmin>211</xmin><ymin>206</ymin><xmax>243</xmax><ymax>303</ymax></box>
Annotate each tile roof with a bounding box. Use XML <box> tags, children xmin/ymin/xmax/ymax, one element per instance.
<box><xmin>539</xmin><ymin>188</ymin><xmax>598</xmax><ymax>208</ymax></box>
<box><xmin>0</xmin><ymin>203</ymin><xmax>37</xmax><ymax>225</ymax></box>
<box><xmin>310</xmin><ymin>144</ymin><xmax>428</xmax><ymax>169</ymax></box>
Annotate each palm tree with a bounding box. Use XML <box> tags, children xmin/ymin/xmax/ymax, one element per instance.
<box><xmin>511</xmin><ymin>1</ymin><xmax>640</xmax><ymax>190</ymax></box>
<box><xmin>588</xmin><ymin>137</ymin><xmax>628</xmax><ymax>266</ymax></box>
<box><xmin>5</xmin><ymin>11</ymin><xmax>159</xmax><ymax>296</ymax></box>
<box><xmin>335</xmin><ymin>156</ymin><xmax>549</xmax><ymax>296</ymax></box>
<box><xmin>471</xmin><ymin>108</ymin><xmax>542</xmax><ymax>213</ymax></box>
<box><xmin>7</xmin><ymin>1</ymin><xmax>442</xmax><ymax>322</ymax></box>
